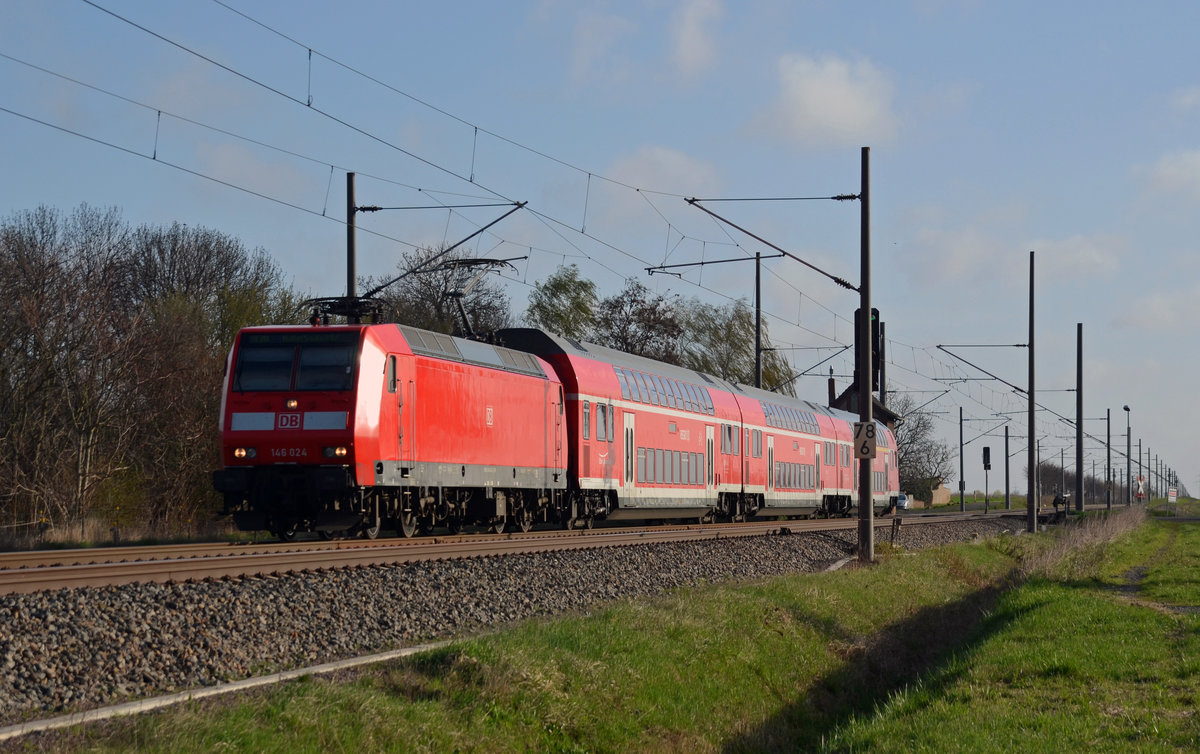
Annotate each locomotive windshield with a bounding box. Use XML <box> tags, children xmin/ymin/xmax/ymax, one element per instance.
<box><xmin>233</xmin><ymin>331</ymin><xmax>360</xmax><ymax>392</ymax></box>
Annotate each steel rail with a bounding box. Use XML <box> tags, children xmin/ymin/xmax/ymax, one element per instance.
<box><xmin>0</xmin><ymin>513</ymin><xmax>1008</xmax><ymax>595</ymax></box>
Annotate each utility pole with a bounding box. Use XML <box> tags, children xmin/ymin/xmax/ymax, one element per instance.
<box><xmin>1027</xmin><ymin>251</ymin><xmax>1036</xmax><ymax>533</ymax></box>
<box><xmin>346</xmin><ymin>172</ymin><xmax>359</xmax><ymax>324</ymax></box>
<box><xmin>959</xmin><ymin>406</ymin><xmax>966</xmax><ymax>511</ymax></box>
<box><xmin>1075</xmin><ymin>323</ymin><xmax>1084</xmax><ymax>511</ymax></box>
<box><xmin>1004</xmin><ymin>424</ymin><xmax>1011</xmax><ymax>510</ymax></box>
<box><xmin>1106</xmin><ymin>408</ymin><xmax>1111</xmax><ymax>510</ymax></box>
<box><xmin>755</xmin><ymin>251</ymin><xmax>762</xmax><ymax>388</ymax></box>
<box><xmin>857</xmin><ymin>146</ymin><xmax>874</xmax><ymax>563</ymax></box>
<box><xmin>879</xmin><ymin>322</ymin><xmax>887</xmax><ymax>406</ymax></box>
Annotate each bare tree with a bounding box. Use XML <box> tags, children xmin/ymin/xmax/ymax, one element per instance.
<box><xmin>890</xmin><ymin>393</ymin><xmax>956</xmax><ymax>503</ymax></box>
<box><xmin>592</xmin><ymin>279</ymin><xmax>683</xmax><ymax>363</ymax></box>
<box><xmin>369</xmin><ymin>245</ymin><xmax>512</xmax><ymax>336</ymax></box>
<box><xmin>0</xmin><ymin>206</ymin><xmax>299</xmax><ymax>540</ymax></box>
<box><xmin>678</xmin><ymin>297</ymin><xmax>797</xmax><ymax>395</ymax></box>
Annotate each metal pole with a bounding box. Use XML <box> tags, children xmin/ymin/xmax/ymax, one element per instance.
<box><xmin>755</xmin><ymin>250</ymin><xmax>762</xmax><ymax>389</ymax></box>
<box><xmin>879</xmin><ymin>322</ymin><xmax>887</xmax><ymax>406</ymax></box>
<box><xmin>1027</xmin><ymin>251</ymin><xmax>1036</xmax><ymax>532</ymax></box>
<box><xmin>1075</xmin><ymin>323</ymin><xmax>1084</xmax><ymax>511</ymax></box>
<box><xmin>1106</xmin><ymin>408</ymin><xmax>1111</xmax><ymax>510</ymax></box>
<box><xmin>1036</xmin><ymin>438</ymin><xmax>1042</xmax><ymax>512</ymax></box>
<box><xmin>1125</xmin><ymin>406</ymin><xmax>1131</xmax><ymax>506</ymax></box>
<box><xmin>1005</xmin><ymin>424</ymin><xmax>1011</xmax><ymax>510</ymax></box>
<box><xmin>857</xmin><ymin>146</ymin><xmax>874</xmax><ymax>563</ymax></box>
<box><xmin>346</xmin><ymin>171</ymin><xmax>359</xmax><ymax>324</ymax></box>
<box><xmin>959</xmin><ymin>406</ymin><xmax>965</xmax><ymax>511</ymax></box>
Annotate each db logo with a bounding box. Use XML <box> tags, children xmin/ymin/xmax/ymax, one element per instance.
<box><xmin>277</xmin><ymin>413</ymin><xmax>302</xmax><ymax>430</ymax></box>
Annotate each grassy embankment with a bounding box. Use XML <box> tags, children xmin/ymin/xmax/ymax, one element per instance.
<box><xmin>20</xmin><ymin>503</ymin><xmax>1200</xmax><ymax>753</ymax></box>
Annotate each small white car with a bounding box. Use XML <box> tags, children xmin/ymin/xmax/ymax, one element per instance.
<box><xmin>896</xmin><ymin>493</ymin><xmax>910</xmax><ymax>510</ymax></box>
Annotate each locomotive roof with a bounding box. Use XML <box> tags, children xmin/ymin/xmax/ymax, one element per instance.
<box><xmin>397</xmin><ymin>324</ymin><xmax>547</xmax><ymax>379</ymax></box>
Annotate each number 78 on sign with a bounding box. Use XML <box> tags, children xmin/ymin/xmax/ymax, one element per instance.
<box><xmin>853</xmin><ymin>422</ymin><xmax>877</xmax><ymax>459</ymax></box>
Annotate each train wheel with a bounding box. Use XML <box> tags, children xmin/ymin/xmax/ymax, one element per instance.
<box><xmin>398</xmin><ymin>511</ymin><xmax>419</xmax><ymax>538</ymax></box>
<box><xmin>362</xmin><ymin>522</ymin><xmax>380</xmax><ymax>540</ymax></box>
<box><xmin>490</xmin><ymin>518</ymin><xmax>506</xmax><ymax>535</ymax></box>
<box><xmin>277</xmin><ymin>523</ymin><xmax>297</xmax><ymax>542</ymax></box>
<box><xmin>448</xmin><ymin>518</ymin><xmax>465</xmax><ymax>535</ymax></box>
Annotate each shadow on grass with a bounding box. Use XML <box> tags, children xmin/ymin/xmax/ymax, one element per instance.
<box><xmin>724</xmin><ymin>569</ymin><xmax>1037</xmax><ymax>752</ymax></box>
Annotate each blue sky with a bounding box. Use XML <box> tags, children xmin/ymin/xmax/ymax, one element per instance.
<box><xmin>2</xmin><ymin>1</ymin><xmax>1196</xmax><ymax>493</ymax></box>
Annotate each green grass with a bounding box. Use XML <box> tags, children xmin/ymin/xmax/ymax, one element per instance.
<box><xmin>17</xmin><ymin>506</ymin><xmax>1200</xmax><ymax>753</ymax></box>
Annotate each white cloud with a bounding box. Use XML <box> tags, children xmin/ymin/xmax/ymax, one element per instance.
<box><xmin>752</xmin><ymin>54</ymin><xmax>898</xmax><ymax>148</ymax></box>
<box><xmin>903</xmin><ymin>227</ymin><xmax>1011</xmax><ymax>288</ymax></box>
<box><xmin>1170</xmin><ymin>86</ymin><xmax>1200</xmax><ymax>112</ymax></box>
<box><xmin>1111</xmin><ymin>283</ymin><xmax>1200</xmax><ymax>331</ymax></box>
<box><xmin>590</xmin><ymin>146</ymin><xmax>720</xmax><ymax>237</ymax></box>
<box><xmin>1028</xmin><ymin>234</ymin><xmax>1123</xmax><ymax>278</ymax></box>
<box><xmin>902</xmin><ymin>228</ymin><xmax>1122</xmax><ymax>290</ymax></box>
<box><xmin>670</xmin><ymin>0</ymin><xmax>722</xmax><ymax>77</ymax></box>
<box><xmin>608</xmin><ymin>145</ymin><xmax>720</xmax><ymax>196</ymax></box>
<box><xmin>569</xmin><ymin>12</ymin><xmax>638</xmax><ymax>87</ymax></box>
<box><xmin>1144</xmin><ymin>149</ymin><xmax>1200</xmax><ymax>202</ymax></box>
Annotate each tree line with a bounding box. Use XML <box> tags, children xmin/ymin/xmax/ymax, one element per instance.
<box><xmin>3</xmin><ymin>205</ymin><xmax>953</xmax><ymax>543</ymax></box>
<box><xmin>0</xmin><ymin>205</ymin><xmax>301</xmax><ymax>541</ymax></box>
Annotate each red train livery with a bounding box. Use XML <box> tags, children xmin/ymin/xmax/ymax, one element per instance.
<box><xmin>213</xmin><ymin>323</ymin><xmax>898</xmax><ymax>539</ymax></box>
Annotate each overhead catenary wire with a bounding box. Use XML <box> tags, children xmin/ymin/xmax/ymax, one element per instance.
<box><xmin>8</xmin><ymin>3</ymin><xmax>1098</xmax><ymax>453</ymax></box>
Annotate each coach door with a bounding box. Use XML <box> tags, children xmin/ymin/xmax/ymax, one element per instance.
<box><xmin>623</xmin><ymin>412</ymin><xmax>636</xmax><ymax>493</ymax></box>
<box><xmin>767</xmin><ymin>436</ymin><xmax>775</xmax><ymax>493</ymax></box>
<box><xmin>814</xmin><ymin>443</ymin><xmax>822</xmax><ymax>492</ymax></box>
<box><xmin>555</xmin><ymin>386</ymin><xmax>564</xmax><ymax>478</ymax></box>
<box><xmin>705</xmin><ymin>425</ymin><xmax>715</xmax><ymax>490</ymax></box>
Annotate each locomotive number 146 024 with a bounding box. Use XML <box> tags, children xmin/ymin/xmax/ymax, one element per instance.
<box><xmin>270</xmin><ymin>447</ymin><xmax>309</xmax><ymax>459</ymax></box>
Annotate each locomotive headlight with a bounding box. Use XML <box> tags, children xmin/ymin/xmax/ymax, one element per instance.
<box><xmin>233</xmin><ymin>447</ymin><xmax>256</xmax><ymax>459</ymax></box>
<box><xmin>323</xmin><ymin>446</ymin><xmax>348</xmax><ymax>458</ymax></box>
<box><xmin>285</xmin><ymin>399</ymin><xmax>299</xmax><ymax>409</ymax></box>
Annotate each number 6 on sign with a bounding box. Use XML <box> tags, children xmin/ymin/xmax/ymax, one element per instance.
<box><xmin>853</xmin><ymin>421</ymin><xmax>877</xmax><ymax>459</ymax></box>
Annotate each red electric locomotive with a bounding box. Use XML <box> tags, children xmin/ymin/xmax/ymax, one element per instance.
<box><xmin>213</xmin><ymin>322</ymin><xmax>567</xmax><ymax>539</ymax></box>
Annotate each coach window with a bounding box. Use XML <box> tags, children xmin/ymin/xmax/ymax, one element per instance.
<box><xmin>607</xmin><ymin>403</ymin><xmax>615</xmax><ymax>442</ymax></box>
<box><xmin>616</xmin><ymin>370</ymin><xmax>630</xmax><ymax>400</ymax></box>
<box><xmin>582</xmin><ymin>401</ymin><xmax>591</xmax><ymax>440</ymax></box>
<box><xmin>596</xmin><ymin>404</ymin><xmax>607</xmax><ymax>441</ymax></box>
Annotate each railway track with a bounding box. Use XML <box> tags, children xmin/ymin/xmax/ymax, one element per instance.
<box><xmin>0</xmin><ymin>512</ymin><xmax>1018</xmax><ymax>595</ymax></box>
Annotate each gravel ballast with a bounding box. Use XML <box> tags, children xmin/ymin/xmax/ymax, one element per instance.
<box><xmin>0</xmin><ymin>517</ymin><xmax>1020</xmax><ymax>725</ymax></box>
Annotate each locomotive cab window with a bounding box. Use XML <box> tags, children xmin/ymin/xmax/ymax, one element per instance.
<box><xmin>233</xmin><ymin>331</ymin><xmax>360</xmax><ymax>392</ymax></box>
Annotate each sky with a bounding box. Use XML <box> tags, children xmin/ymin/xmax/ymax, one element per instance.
<box><xmin>1</xmin><ymin>0</ymin><xmax>1196</xmax><ymax>495</ymax></box>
